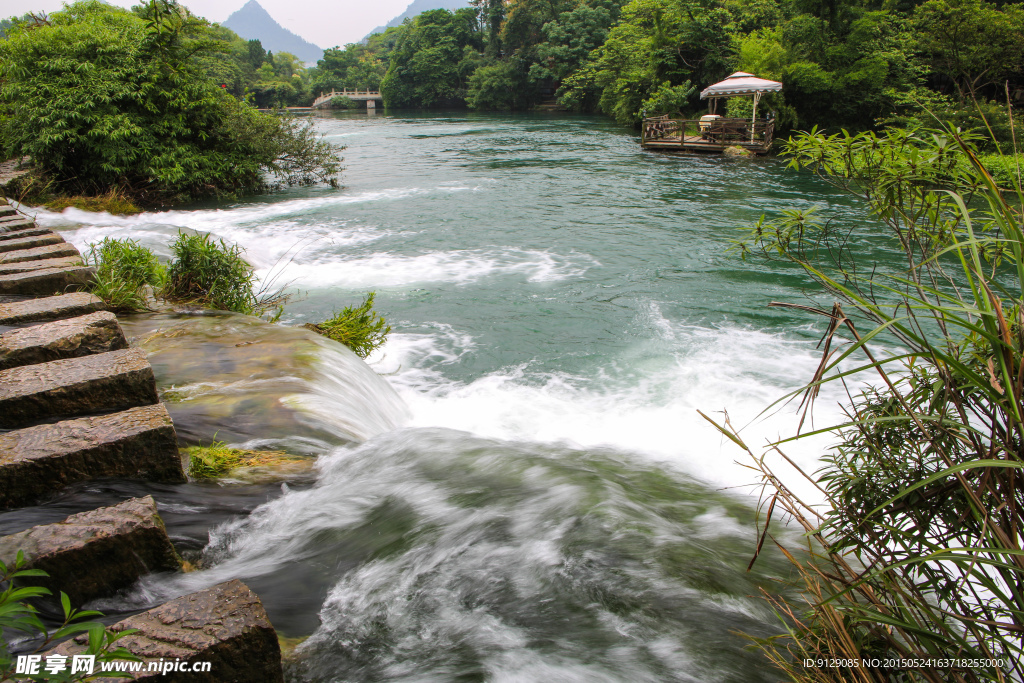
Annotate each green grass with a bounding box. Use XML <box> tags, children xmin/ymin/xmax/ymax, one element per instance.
<box><xmin>163</xmin><ymin>232</ymin><xmax>264</xmax><ymax>315</ymax></box>
<box><xmin>304</xmin><ymin>292</ymin><xmax>391</xmax><ymax>358</ymax></box>
<box><xmin>85</xmin><ymin>237</ymin><xmax>165</xmax><ymax>312</ymax></box>
<box><xmin>184</xmin><ymin>441</ymin><xmax>299</xmax><ymax>479</ymax></box>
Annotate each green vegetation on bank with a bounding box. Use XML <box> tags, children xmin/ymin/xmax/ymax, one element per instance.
<box><xmin>87</xmin><ymin>234</ymin><xmax>391</xmax><ymax>357</ymax></box>
<box><xmin>308</xmin><ymin>0</ymin><xmax>1024</xmax><ymax>140</ymax></box>
<box><xmin>0</xmin><ymin>0</ymin><xmax>339</xmax><ymax>206</ymax></box>
<box><xmin>708</xmin><ymin>127</ymin><xmax>1024</xmax><ymax>678</ymax></box>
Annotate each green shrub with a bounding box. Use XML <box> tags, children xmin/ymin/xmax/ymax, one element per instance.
<box><xmin>717</xmin><ymin>126</ymin><xmax>1024</xmax><ymax>680</ymax></box>
<box><xmin>163</xmin><ymin>232</ymin><xmax>261</xmax><ymax>314</ymax></box>
<box><xmin>304</xmin><ymin>292</ymin><xmax>391</xmax><ymax>358</ymax></box>
<box><xmin>0</xmin><ymin>1</ymin><xmax>339</xmax><ymax>205</ymax></box>
<box><xmin>0</xmin><ymin>551</ymin><xmax>140</xmax><ymax>681</ymax></box>
<box><xmin>86</xmin><ymin>237</ymin><xmax>165</xmax><ymax>312</ymax></box>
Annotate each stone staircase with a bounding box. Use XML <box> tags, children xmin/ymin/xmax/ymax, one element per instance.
<box><xmin>0</xmin><ymin>200</ymin><xmax>285</xmax><ymax>681</ymax></box>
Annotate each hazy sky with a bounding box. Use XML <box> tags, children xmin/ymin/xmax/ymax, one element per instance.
<box><xmin>0</xmin><ymin>0</ymin><xmax>414</xmax><ymax>47</ymax></box>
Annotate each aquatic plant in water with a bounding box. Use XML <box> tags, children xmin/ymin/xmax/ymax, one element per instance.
<box><xmin>304</xmin><ymin>292</ymin><xmax>391</xmax><ymax>358</ymax></box>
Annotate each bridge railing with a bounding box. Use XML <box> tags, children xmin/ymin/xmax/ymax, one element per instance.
<box><xmin>312</xmin><ymin>89</ymin><xmax>383</xmax><ymax>108</ymax></box>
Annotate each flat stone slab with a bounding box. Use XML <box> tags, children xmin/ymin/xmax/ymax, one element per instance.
<box><xmin>0</xmin><ymin>255</ymin><xmax>82</xmax><ymax>276</ymax></box>
<box><xmin>0</xmin><ymin>218</ymin><xmax>34</xmax><ymax>233</ymax></box>
<box><xmin>0</xmin><ymin>205</ymin><xmax>16</xmax><ymax>218</ymax></box>
<box><xmin>0</xmin><ymin>310</ymin><xmax>127</xmax><ymax>369</ymax></box>
<box><xmin>0</xmin><ymin>226</ymin><xmax>50</xmax><ymax>241</ymax></box>
<box><xmin>0</xmin><ymin>292</ymin><xmax>105</xmax><ymax>325</ymax></box>
<box><xmin>0</xmin><ymin>241</ymin><xmax>80</xmax><ymax>263</ymax></box>
<box><xmin>53</xmin><ymin>580</ymin><xmax>284</xmax><ymax>682</ymax></box>
<box><xmin>0</xmin><ymin>232</ymin><xmax>62</xmax><ymax>253</ymax></box>
<box><xmin>0</xmin><ymin>404</ymin><xmax>184</xmax><ymax>509</ymax></box>
<box><xmin>0</xmin><ymin>265</ymin><xmax>94</xmax><ymax>296</ymax></box>
<box><xmin>0</xmin><ymin>496</ymin><xmax>180</xmax><ymax>605</ymax></box>
<box><xmin>0</xmin><ymin>347</ymin><xmax>158</xmax><ymax>428</ymax></box>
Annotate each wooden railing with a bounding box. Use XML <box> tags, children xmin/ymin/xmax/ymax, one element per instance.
<box><xmin>642</xmin><ymin>116</ymin><xmax>775</xmax><ymax>148</ymax></box>
<box><xmin>312</xmin><ymin>89</ymin><xmax>382</xmax><ymax>108</ymax></box>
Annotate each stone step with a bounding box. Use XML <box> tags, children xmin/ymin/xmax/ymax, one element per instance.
<box><xmin>0</xmin><ymin>292</ymin><xmax>105</xmax><ymax>325</ymax></box>
<box><xmin>0</xmin><ymin>404</ymin><xmax>184</xmax><ymax>509</ymax></box>
<box><xmin>0</xmin><ymin>205</ymin><xmax>16</xmax><ymax>218</ymax></box>
<box><xmin>0</xmin><ymin>255</ymin><xmax>83</xmax><ymax>276</ymax></box>
<box><xmin>0</xmin><ymin>496</ymin><xmax>180</xmax><ymax>605</ymax></box>
<box><xmin>0</xmin><ymin>310</ymin><xmax>127</xmax><ymax>369</ymax></box>
<box><xmin>0</xmin><ymin>265</ymin><xmax>94</xmax><ymax>296</ymax></box>
<box><xmin>0</xmin><ymin>232</ymin><xmax>63</xmax><ymax>253</ymax></box>
<box><xmin>0</xmin><ymin>226</ymin><xmax>50</xmax><ymax>241</ymax></box>
<box><xmin>0</xmin><ymin>241</ymin><xmax>80</xmax><ymax>263</ymax></box>
<box><xmin>0</xmin><ymin>347</ymin><xmax>158</xmax><ymax>429</ymax></box>
<box><xmin>0</xmin><ymin>218</ymin><xmax>35</xmax><ymax>233</ymax></box>
<box><xmin>51</xmin><ymin>580</ymin><xmax>284</xmax><ymax>682</ymax></box>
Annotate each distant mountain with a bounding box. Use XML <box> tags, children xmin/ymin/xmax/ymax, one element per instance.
<box><xmin>223</xmin><ymin>0</ymin><xmax>323</xmax><ymax>64</ymax></box>
<box><xmin>362</xmin><ymin>0</ymin><xmax>472</xmax><ymax>41</ymax></box>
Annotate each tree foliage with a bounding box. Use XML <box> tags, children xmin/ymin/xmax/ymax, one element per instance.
<box><xmin>0</xmin><ymin>0</ymin><xmax>339</xmax><ymax>203</ymax></box>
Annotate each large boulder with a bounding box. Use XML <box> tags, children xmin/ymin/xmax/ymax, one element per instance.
<box><xmin>52</xmin><ymin>580</ymin><xmax>285</xmax><ymax>682</ymax></box>
<box><xmin>0</xmin><ymin>496</ymin><xmax>180</xmax><ymax>605</ymax></box>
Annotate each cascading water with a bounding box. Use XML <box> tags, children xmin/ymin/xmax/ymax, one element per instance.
<box><xmin>10</xmin><ymin>111</ymin><xmax>897</xmax><ymax>681</ymax></box>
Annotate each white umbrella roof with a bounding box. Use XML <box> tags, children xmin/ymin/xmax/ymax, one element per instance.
<box><xmin>700</xmin><ymin>72</ymin><xmax>783</xmax><ymax>99</ymax></box>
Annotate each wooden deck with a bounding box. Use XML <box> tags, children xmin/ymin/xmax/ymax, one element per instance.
<box><xmin>641</xmin><ymin>116</ymin><xmax>774</xmax><ymax>154</ymax></box>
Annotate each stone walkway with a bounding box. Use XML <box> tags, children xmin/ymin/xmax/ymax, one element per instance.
<box><xmin>0</xmin><ymin>199</ymin><xmax>285</xmax><ymax>681</ymax></box>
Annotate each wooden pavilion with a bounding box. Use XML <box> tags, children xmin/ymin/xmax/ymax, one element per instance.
<box><xmin>641</xmin><ymin>73</ymin><xmax>783</xmax><ymax>154</ymax></box>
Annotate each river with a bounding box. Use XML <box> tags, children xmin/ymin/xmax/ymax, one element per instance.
<box><xmin>6</xmin><ymin>112</ymin><xmax>885</xmax><ymax>681</ymax></box>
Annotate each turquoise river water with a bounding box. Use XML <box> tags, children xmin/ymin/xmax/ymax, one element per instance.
<box><xmin>5</xmin><ymin>112</ymin><xmax>894</xmax><ymax>682</ymax></box>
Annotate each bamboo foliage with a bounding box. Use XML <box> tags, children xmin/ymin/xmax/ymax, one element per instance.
<box><xmin>716</xmin><ymin>122</ymin><xmax>1024</xmax><ymax>681</ymax></box>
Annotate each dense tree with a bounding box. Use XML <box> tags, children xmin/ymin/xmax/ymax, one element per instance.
<box><xmin>380</xmin><ymin>9</ymin><xmax>484</xmax><ymax>108</ymax></box>
<box><xmin>0</xmin><ymin>0</ymin><xmax>338</xmax><ymax>203</ymax></box>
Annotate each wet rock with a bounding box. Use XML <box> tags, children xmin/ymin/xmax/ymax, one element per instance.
<box><xmin>0</xmin><ymin>241</ymin><xmax>80</xmax><ymax>264</ymax></box>
<box><xmin>122</xmin><ymin>312</ymin><xmax>408</xmax><ymax>448</ymax></box>
<box><xmin>0</xmin><ymin>218</ymin><xmax>35</xmax><ymax>233</ymax></box>
<box><xmin>0</xmin><ymin>256</ymin><xmax>83</xmax><ymax>276</ymax></box>
<box><xmin>723</xmin><ymin>145</ymin><xmax>754</xmax><ymax>158</ymax></box>
<box><xmin>0</xmin><ymin>265</ymin><xmax>94</xmax><ymax>296</ymax></box>
<box><xmin>0</xmin><ymin>496</ymin><xmax>180</xmax><ymax>605</ymax></box>
<box><xmin>0</xmin><ymin>292</ymin><xmax>105</xmax><ymax>325</ymax></box>
<box><xmin>0</xmin><ymin>232</ymin><xmax>63</xmax><ymax>253</ymax></box>
<box><xmin>0</xmin><ymin>404</ymin><xmax>184</xmax><ymax>509</ymax></box>
<box><xmin>0</xmin><ymin>311</ymin><xmax>128</xmax><ymax>369</ymax></box>
<box><xmin>52</xmin><ymin>580</ymin><xmax>284</xmax><ymax>683</ymax></box>
<box><xmin>0</xmin><ymin>226</ymin><xmax>52</xmax><ymax>241</ymax></box>
<box><xmin>0</xmin><ymin>347</ymin><xmax>158</xmax><ymax>428</ymax></box>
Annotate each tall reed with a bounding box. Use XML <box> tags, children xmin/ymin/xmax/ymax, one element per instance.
<box><xmin>705</xmin><ymin>123</ymin><xmax>1024</xmax><ymax>681</ymax></box>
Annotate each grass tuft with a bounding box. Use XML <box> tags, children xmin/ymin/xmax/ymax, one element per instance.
<box><xmin>86</xmin><ymin>237</ymin><xmax>165</xmax><ymax>312</ymax></box>
<box><xmin>162</xmin><ymin>232</ymin><xmax>288</xmax><ymax>315</ymax></box>
<box><xmin>44</xmin><ymin>189</ymin><xmax>141</xmax><ymax>215</ymax></box>
<box><xmin>184</xmin><ymin>441</ymin><xmax>299</xmax><ymax>479</ymax></box>
<box><xmin>304</xmin><ymin>292</ymin><xmax>391</xmax><ymax>358</ymax></box>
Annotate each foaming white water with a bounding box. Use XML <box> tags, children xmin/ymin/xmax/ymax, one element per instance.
<box><xmin>376</xmin><ymin>310</ymin><xmax>854</xmax><ymax>501</ymax></box>
<box><xmin>268</xmin><ymin>248</ymin><xmax>600</xmax><ymax>288</ymax></box>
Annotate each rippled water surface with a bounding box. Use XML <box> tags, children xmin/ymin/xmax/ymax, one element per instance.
<box><xmin>7</xmin><ymin>112</ymin><xmax>894</xmax><ymax>681</ymax></box>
